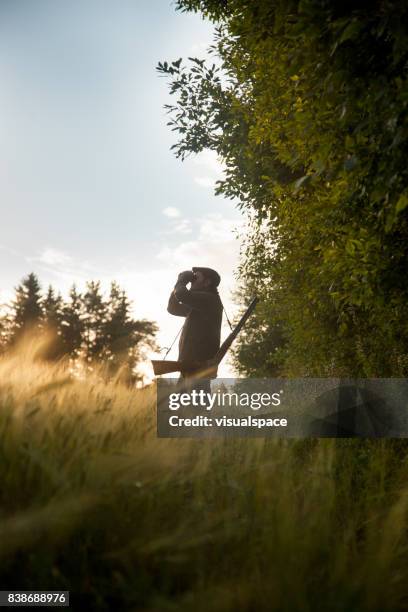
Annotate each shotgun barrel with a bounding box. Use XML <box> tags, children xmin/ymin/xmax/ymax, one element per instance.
<box><xmin>212</xmin><ymin>296</ymin><xmax>258</xmax><ymax>364</ymax></box>
<box><xmin>151</xmin><ymin>296</ymin><xmax>258</xmax><ymax>377</ymax></box>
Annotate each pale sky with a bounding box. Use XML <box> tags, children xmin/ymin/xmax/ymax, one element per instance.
<box><xmin>0</xmin><ymin>0</ymin><xmax>245</xmax><ymax>378</ymax></box>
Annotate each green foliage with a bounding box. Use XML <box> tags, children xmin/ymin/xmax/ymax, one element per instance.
<box><xmin>159</xmin><ymin>0</ymin><xmax>408</xmax><ymax>376</ymax></box>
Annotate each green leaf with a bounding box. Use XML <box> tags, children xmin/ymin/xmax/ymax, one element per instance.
<box><xmin>339</xmin><ymin>21</ymin><xmax>363</xmax><ymax>44</ymax></box>
<box><xmin>293</xmin><ymin>175</ymin><xmax>310</xmax><ymax>192</ymax></box>
<box><xmin>344</xmin><ymin>156</ymin><xmax>358</xmax><ymax>171</ymax></box>
<box><xmin>396</xmin><ymin>194</ymin><xmax>408</xmax><ymax>214</ymax></box>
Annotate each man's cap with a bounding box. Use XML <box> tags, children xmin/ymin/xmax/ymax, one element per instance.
<box><xmin>192</xmin><ymin>267</ymin><xmax>221</xmax><ymax>287</ymax></box>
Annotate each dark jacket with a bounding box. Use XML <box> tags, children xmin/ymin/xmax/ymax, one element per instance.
<box><xmin>167</xmin><ymin>280</ymin><xmax>223</xmax><ymax>370</ymax></box>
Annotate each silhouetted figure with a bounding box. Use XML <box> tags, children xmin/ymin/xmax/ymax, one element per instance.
<box><xmin>167</xmin><ymin>267</ymin><xmax>223</xmax><ymax>393</ymax></box>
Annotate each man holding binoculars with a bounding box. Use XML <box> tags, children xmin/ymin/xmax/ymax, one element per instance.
<box><xmin>167</xmin><ymin>267</ymin><xmax>223</xmax><ymax>385</ymax></box>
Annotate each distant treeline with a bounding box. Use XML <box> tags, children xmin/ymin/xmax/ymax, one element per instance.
<box><xmin>0</xmin><ymin>273</ymin><xmax>157</xmax><ymax>382</ymax></box>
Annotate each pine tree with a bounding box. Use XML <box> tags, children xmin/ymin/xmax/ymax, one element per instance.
<box><xmin>10</xmin><ymin>273</ymin><xmax>43</xmax><ymax>344</ymax></box>
<box><xmin>43</xmin><ymin>286</ymin><xmax>64</xmax><ymax>329</ymax></box>
<box><xmin>60</xmin><ymin>285</ymin><xmax>85</xmax><ymax>359</ymax></box>
<box><xmin>41</xmin><ymin>285</ymin><xmax>65</xmax><ymax>360</ymax></box>
<box><xmin>82</xmin><ymin>281</ymin><xmax>108</xmax><ymax>365</ymax></box>
<box><xmin>104</xmin><ymin>282</ymin><xmax>158</xmax><ymax>383</ymax></box>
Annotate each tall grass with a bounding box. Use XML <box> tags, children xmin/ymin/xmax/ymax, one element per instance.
<box><xmin>1</xmin><ymin>342</ymin><xmax>408</xmax><ymax>611</ymax></box>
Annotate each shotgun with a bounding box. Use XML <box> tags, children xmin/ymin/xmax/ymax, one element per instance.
<box><xmin>151</xmin><ymin>296</ymin><xmax>258</xmax><ymax>376</ymax></box>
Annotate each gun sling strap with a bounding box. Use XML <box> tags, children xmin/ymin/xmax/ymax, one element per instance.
<box><xmin>151</xmin><ymin>296</ymin><xmax>258</xmax><ymax>376</ymax></box>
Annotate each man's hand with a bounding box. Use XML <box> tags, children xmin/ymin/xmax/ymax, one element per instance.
<box><xmin>177</xmin><ymin>270</ymin><xmax>195</xmax><ymax>284</ymax></box>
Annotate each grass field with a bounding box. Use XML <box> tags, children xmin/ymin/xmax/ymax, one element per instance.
<box><xmin>1</xmin><ymin>343</ymin><xmax>408</xmax><ymax>611</ymax></box>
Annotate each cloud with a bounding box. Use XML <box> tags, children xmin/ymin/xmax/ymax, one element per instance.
<box><xmin>189</xmin><ymin>41</ymin><xmax>210</xmax><ymax>55</ymax></box>
<box><xmin>156</xmin><ymin>213</ymin><xmax>244</xmax><ymax>283</ymax></box>
<box><xmin>36</xmin><ymin>247</ymin><xmax>72</xmax><ymax>266</ymax></box>
<box><xmin>193</xmin><ymin>149</ymin><xmax>225</xmax><ymax>176</ymax></box>
<box><xmin>162</xmin><ymin>206</ymin><xmax>181</xmax><ymax>218</ymax></box>
<box><xmin>200</xmin><ymin>213</ymin><xmax>241</xmax><ymax>242</ymax></box>
<box><xmin>155</xmin><ymin>212</ymin><xmax>246</xmax><ymax>373</ymax></box>
<box><xmin>160</xmin><ymin>217</ymin><xmax>192</xmax><ymax>236</ymax></box>
<box><xmin>192</xmin><ymin>149</ymin><xmax>226</xmax><ymax>189</ymax></box>
<box><xmin>194</xmin><ymin>176</ymin><xmax>216</xmax><ymax>188</ymax></box>
<box><xmin>26</xmin><ymin>247</ymin><xmax>97</xmax><ymax>289</ymax></box>
<box><xmin>172</xmin><ymin>219</ymin><xmax>192</xmax><ymax>234</ymax></box>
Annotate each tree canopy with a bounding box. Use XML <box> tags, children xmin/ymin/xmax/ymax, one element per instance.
<box><xmin>159</xmin><ymin>0</ymin><xmax>408</xmax><ymax>376</ymax></box>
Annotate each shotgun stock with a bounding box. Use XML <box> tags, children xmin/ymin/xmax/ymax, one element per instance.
<box><xmin>151</xmin><ymin>359</ymin><xmax>203</xmax><ymax>376</ymax></box>
<box><xmin>151</xmin><ymin>296</ymin><xmax>258</xmax><ymax>377</ymax></box>
<box><xmin>151</xmin><ymin>360</ymin><xmax>183</xmax><ymax>376</ymax></box>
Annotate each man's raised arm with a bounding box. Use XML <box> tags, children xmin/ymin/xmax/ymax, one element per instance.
<box><xmin>167</xmin><ymin>288</ymin><xmax>191</xmax><ymax>317</ymax></box>
<box><xmin>174</xmin><ymin>271</ymin><xmax>215</xmax><ymax>311</ymax></box>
